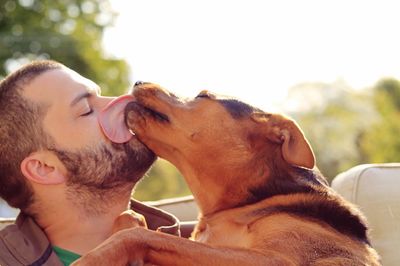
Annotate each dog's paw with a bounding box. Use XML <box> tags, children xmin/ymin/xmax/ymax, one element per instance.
<box><xmin>112</xmin><ymin>210</ymin><xmax>148</xmax><ymax>234</ymax></box>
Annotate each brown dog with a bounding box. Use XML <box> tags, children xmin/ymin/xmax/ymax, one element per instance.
<box><xmin>74</xmin><ymin>82</ymin><xmax>381</xmax><ymax>265</ymax></box>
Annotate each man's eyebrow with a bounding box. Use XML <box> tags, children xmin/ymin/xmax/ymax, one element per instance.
<box><xmin>70</xmin><ymin>92</ymin><xmax>92</xmax><ymax>107</ymax></box>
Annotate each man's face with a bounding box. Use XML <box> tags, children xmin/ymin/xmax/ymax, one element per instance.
<box><xmin>22</xmin><ymin>67</ymin><xmax>155</xmax><ymax>209</ymax></box>
<box><xmin>24</xmin><ymin>67</ymin><xmax>121</xmax><ymax>149</ymax></box>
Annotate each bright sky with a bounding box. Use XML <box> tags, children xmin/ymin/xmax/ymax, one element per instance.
<box><xmin>104</xmin><ymin>0</ymin><xmax>400</xmax><ymax>111</ymax></box>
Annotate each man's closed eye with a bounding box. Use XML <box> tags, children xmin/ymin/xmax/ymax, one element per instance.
<box><xmin>81</xmin><ymin>109</ymin><xmax>94</xmax><ymax>116</ymax></box>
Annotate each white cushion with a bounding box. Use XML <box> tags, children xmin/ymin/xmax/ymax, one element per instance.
<box><xmin>331</xmin><ymin>163</ymin><xmax>400</xmax><ymax>266</ymax></box>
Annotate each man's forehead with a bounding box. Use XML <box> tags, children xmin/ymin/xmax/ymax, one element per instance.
<box><xmin>63</xmin><ymin>67</ymin><xmax>100</xmax><ymax>93</ymax></box>
<box><xmin>23</xmin><ymin>67</ymin><xmax>99</xmax><ymax>103</ymax></box>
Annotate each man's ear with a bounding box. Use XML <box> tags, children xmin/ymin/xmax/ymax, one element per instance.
<box><xmin>251</xmin><ymin>112</ymin><xmax>315</xmax><ymax>169</ymax></box>
<box><xmin>21</xmin><ymin>151</ymin><xmax>66</xmax><ymax>185</ymax></box>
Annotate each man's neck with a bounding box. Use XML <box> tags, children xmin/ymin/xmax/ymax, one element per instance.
<box><xmin>37</xmin><ymin>191</ymin><xmax>133</xmax><ymax>255</ymax></box>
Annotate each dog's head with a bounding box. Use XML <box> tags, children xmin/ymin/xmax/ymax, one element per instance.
<box><xmin>101</xmin><ymin>82</ymin><xmax>316</xmax><ymax>214</ymax></box>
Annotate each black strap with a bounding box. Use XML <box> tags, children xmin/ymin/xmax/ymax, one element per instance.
<box><xmin>28</xmin><ymin>244</ymin><xmax>52</xmax><ymax>266</ymax></box>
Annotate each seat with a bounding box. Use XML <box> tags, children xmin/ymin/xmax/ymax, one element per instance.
<box><xmin>331</xmin><ymin>163</ymin><xmax>400</xmax><ymax>266</ymax></box>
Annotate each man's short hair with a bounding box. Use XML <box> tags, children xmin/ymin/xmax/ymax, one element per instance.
<box><xmin>0</xmin><ymin>60</ymin><xmax>63</xmax><ymax>212</ymax></box>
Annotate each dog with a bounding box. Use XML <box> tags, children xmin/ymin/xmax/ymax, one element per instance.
<box><xmin>73</xmin><ymin>82</ymin><xmax>381</xmax><ymax>265</ymax></box>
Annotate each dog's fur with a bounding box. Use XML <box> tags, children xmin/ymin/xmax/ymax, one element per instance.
<box><xmin>74</xmin><ymin>83</ymin><xmax>381</xmax><ymax>265</ymax></box>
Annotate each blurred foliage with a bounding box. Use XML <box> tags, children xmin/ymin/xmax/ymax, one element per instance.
<box><xmin>0</xmin><ymin>0</ymin><xmax>130</xmax><ymax>95</ymax></box>
<box><xmin>134</xmin><ymin>159</ymin><xmax>191</xmax><ymax>201</ymax></box>
<box><xmin>359</xmin><ymin>78</ymin><xmax>400</xmax><ymax>163</ymax></box>
<box><xmin>283</xmin><ymin>78</ymin><xmax>400</xmax><ymax>182</ymax></box>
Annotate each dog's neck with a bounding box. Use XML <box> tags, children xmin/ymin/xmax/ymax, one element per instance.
<box><xmin>196</xmin><ymin>166</ymin><xmax>328</xmax><ymax>217</ymax></box>
<box><xmin>187</xmin><ymin>174</ymin><xmax>268</xmax><ymax>217</ymax></box>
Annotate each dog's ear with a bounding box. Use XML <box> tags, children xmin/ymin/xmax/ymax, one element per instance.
<box><xmin>251</xmin><ymin>112</ymin><xmax>315</xmax><ymax>169</ymax></box>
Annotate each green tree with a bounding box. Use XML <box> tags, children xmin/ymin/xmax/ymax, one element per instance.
<box><xmin>0</xmin><ymin>0</ymin><xmax>130</xmax><ymax>95</ymax></box>
<box><xmin>360</xmin><ymin>78</ymin><xmax>400</xmax><ymax>162</ymax></box>
<box><xmin>134</xmin><ymin>159</ymin><xmax>191</xmax><ymax>201</ymax></box>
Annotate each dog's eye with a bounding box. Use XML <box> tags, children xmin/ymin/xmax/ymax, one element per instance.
<box><xmin>196</xmin><ymin>90</ymin><xmax>211</xmax><ymax>99</ymax></box>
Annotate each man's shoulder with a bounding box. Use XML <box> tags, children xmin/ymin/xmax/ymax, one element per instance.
<box><xmin>0</xmin><ymin>214</ymin><xmax>62</xmax><ymax>266</ymax></box>
<box><xmin>0</xmin><ymin>217</ymin><xmax>20</xmax><ymax>242</ymax></box>
<box><xmin>0</xmin><ymin>218</ymin><xmax>24</xmax><ymax>265</ymax></box>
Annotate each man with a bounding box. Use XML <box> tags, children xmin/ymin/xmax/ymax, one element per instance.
<box><xmin>0</xmin><ymin>60</ymin><xmax>180</xmax><ymax>265</ymax></box>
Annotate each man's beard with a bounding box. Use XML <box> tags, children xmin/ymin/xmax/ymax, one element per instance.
<box><xmin>49</xmin><ymin>141</ymin><xmax>156</xmax><ymax>216</ymax></box>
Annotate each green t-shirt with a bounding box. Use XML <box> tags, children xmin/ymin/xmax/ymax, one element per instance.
<box><xmin>53</xmin><ymin>246</ymin><xmax>81</xmax><ymax>266</ymax></box>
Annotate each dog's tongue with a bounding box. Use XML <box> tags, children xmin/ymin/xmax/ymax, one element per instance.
<box><xmin>98</xmin><ymin>95</ymin><xmax>135</xmax><ymax>143</ymax></box>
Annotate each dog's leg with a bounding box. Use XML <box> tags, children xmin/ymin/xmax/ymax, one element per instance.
<box><xmin>72</xmin><ymin>227</ymin><xmax>296</xmax><ymax>266</ymax></box>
